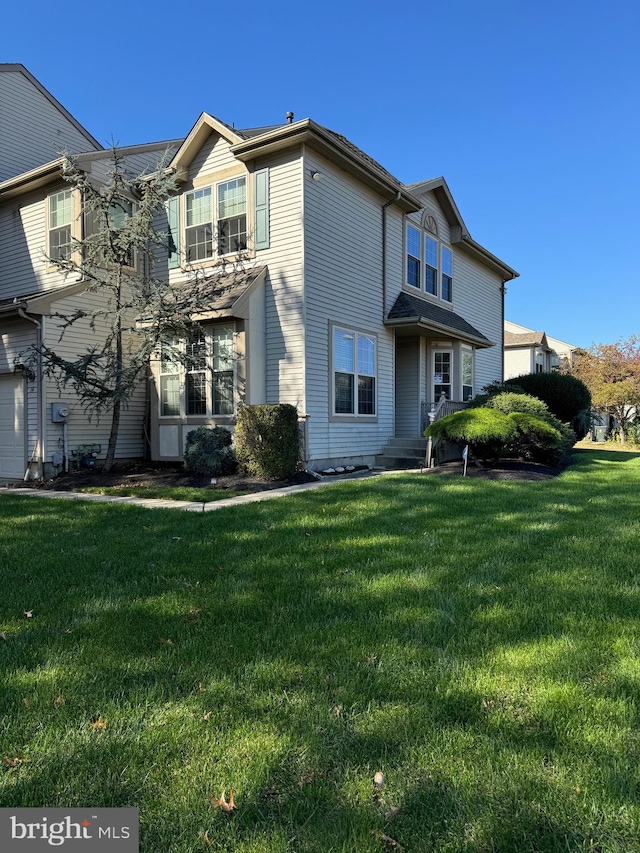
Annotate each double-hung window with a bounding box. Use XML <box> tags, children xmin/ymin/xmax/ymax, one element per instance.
<box><xmin>159</xmin><ymin>339</ymin><xmax>181</xmax><ymax>417</ymax></box>
<box><xmin>333</xmin><ymin>326</ymin><xmax>376</xmax><ymax>417</ymax></box>
<box><xmin>48</xmin><ymin>190</ymin><xmax>73</xmax><ymax>261</ymax></box>
<box><xmin>405</xmin><ymin>221</ymin><xmax>453</xmax><ymax>302</ymax></box>
<box><xmin>185</xmin><ymin>188</ymin><xmax>214</xmax><ymax>261</ymax></box>
<box><xmin>186</xmin><ymin>329</ymin><xmax>207</xmax><ymax>415</ymax></box>
<box><xmin>184</xmin><ymin>178</ymin><xmax>247</xmax><ymax>262</ymax></box>
<box><xmin>425</xmin><ymin>236</ymin><xmax>438</xmax><ymax>296</ymax></box>
<box><xmin>462</xmin><ymin>349</ymin><xmax>474</xmax><ymax>401</ymax></box>
<box><xmin>212</xmin><ymin>325</ymin><xmax>234</xmax><ymax>415</ymax></box>
<box><xmin>406</xmin><ymin>225</ymin><xmax>421</xmax><ymax>288</ymax></box>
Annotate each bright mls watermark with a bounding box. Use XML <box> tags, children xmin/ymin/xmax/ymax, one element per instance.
<box><xmin>0</xmin><ymin>808</ymin><xmax>138</xmax><ymax>851</ymax></box>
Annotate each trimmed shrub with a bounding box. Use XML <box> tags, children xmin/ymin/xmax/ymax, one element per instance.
<box><xmin>425</xmin><ymin>408</ymin><xmax>517</xmax><ymax>461</ymax></box>
<box><xmin>485</xmin><ymin>391</ymin><xmax>549</xmax><ymax>417</ymax></box>
<box><xmin>235</xmin><ymin>404</ymin><xmax>300</xmax><ymax>480</ymax></box>
<box><xmin>504</xmin><ymin>372</ymin><xmax>591</xmax><ymax>437</ymax></box>
<box><xmin>507</xmin><ymin>412</ymin><xmax>564</xmax><ymax>464</ymax></box>
<box><xmin>183</xmin><ymin>426</ymin><xmax>236</xmax><ymax>477</ymax></box>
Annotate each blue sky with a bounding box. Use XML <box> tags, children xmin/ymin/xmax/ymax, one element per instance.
<box><xmin>5</xmin><ymin>0</ymin><xmax>639</xmax><ymax>349</ymax></box>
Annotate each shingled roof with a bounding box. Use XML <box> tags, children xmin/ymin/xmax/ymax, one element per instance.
<box><xmin>504</xmin><ymin>330</ymin><xmax>549</xmax><ymax>349</ymax></box>
<box><xmin>385</xmin><ymin>292</ymin><xmax>493</xmax><ymax>348</ymax></box>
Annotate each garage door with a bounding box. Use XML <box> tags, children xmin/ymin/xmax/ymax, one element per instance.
<box><xmin>0</xmin><ymin>374</ymin><xmax>25</xmax><ymax>480</ymax></box>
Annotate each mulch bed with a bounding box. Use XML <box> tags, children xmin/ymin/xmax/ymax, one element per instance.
<box><xmin>26</xmin><ymin>465</ymin><xmax>317</xmax><ymax>494</ymax></box>
<box><xmin>21</xmin><ymin>457</ymin><xmax>568</xmax><ymax>493</ymax></box>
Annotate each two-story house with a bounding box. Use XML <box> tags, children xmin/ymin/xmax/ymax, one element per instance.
<box><xmin>0</xmin><ymin>68</ymin><xmax>519</xmax><ymax>481</ymax></box>
<box><xmin>504</xmin><ymin>320</ymin><xmax>576</xmax><ymax>380</ymax></box>
<box><xmin>147</xmin><ymin>112</ymin><xmax>518</xmax><ymax>471</ymax></box>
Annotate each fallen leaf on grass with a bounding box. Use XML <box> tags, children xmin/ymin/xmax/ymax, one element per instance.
<box><xmin>53</xmin><ymin>693</ymin><xmax>65</xmax><ymax>707</ymax></box>
<box><xmin>24</xmin><ymin>610</ymin><xmax>33</xmax><ymax>619</ymax></box>
<box><xmin>210</xmin><ymin>791</ymin><xmax>237</xmax><ymax>812</ymax></box>
<box><xmin>202</xmin><ymin>829</ymin><xmax>214</xmax><ymax>846</ymax></box>
<box><xmin>158</xmin><ymin>638</ymin><xmax>173</xmax><ymax>646</ymax></box>
<box><xmin>3</xmin><ymin>756</ymin><xmax>29</xmax><ymax>767</ymax></box>
<box><xmin>298</xmin><ymin>771</ymin><xmax>315</xmax><ymax>788</ymax></box>
<box><xmin>372</xmin><ymin>830</ymin><xmax>404</xmax><ymax>851</ymax></box>
<box><xmin>203</xmin><ymin>711</ymin><xmax>213</xmax><ymax>721</ymax></box>
<box><xmin>0</xmin><ymin>632</ymin><xmax>7</xmax><ymax>641</ymax></box>
<box><xmin>90</xmin><ymin>716</ymin><xmax>106</xmax><ymax>729</ymax></box>
<box><xmin>373</xmin><ymin>771</ymin><xmax>385</xmax><ymax>787</ymax></box>
<box><xmin>22</xmin><ymin>698</ymin><xmax>32</xmax><ymax>709</ymax></box>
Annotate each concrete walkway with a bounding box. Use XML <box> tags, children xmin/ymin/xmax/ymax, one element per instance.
<box><xmin>1</xmin><ymin>468</ymin><xmax>418</xmax><ymax>512</ymax></box>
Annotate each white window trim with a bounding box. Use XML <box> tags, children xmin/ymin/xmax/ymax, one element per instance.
<box><xmin>46</xmin><ymin>187</ymin><xmax>81</xmax><ymax>270</ymax></box>
<box><xmin>183</xmin><ymin>175</ymin><xmax>248</xmax><ymax>266</ymax></box>
<box><xmin>330</xmin><ymin>323</ymin><xmax>378</xmax><ymax>422</ymax></box>
<box><xmin>432</xmin><ymin>348</ymin><xmax>453</xmax><ymax>404</ymax></box>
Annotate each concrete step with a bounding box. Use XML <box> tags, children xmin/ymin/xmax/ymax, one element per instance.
<box><xmin>386</xmin><ymin>437</ymin><xmax>427</xmax><ymax>447</ymax></box>
<box><xmin>374</xmin><ymin>453</ymin><xmax>426</xmax><ymax>469</ymax></box>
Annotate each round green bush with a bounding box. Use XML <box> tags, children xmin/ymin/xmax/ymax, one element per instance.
<box><xmin>504</xmin><ymin>373</ymin><xmax>591</xmax><ymax>437</ymax></box>
<box><xmin>183</xmin><ymin>426</ymin><xmax>237</xmax><ymax>477</ymax></box>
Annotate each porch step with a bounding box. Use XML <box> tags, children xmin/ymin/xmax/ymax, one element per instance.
<box><xmin>375</xmin><ymin>437</ymin><xmax>428</xmax><ymax>470</ymax></box>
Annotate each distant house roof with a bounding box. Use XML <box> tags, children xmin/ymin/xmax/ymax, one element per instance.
<box><xmin>504</xmin><ymin>330</ymin><xmax>550</xmax><ymax>349</ymax></box>
<box><xmin>385</xmin><ymin>292</ymin><xmax>493</xmax><ymax>348</ymax></box>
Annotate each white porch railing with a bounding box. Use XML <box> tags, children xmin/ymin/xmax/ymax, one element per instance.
<box><xmin>422</xmin><ymin>395</ymin><xmax>468</xmax><ymax>467</ymax></box>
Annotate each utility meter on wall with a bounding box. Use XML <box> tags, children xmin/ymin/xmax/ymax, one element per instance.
<box><xmin>51</xmin><ymin>402</ymin><xmax>70</xmax><ymax>422</ymax></box>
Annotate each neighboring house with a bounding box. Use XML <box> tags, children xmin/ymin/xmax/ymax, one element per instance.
<box><xmin>0</xmin><ymin>64</ymin><xmax>102</xmax><ymax>182</ymax></box>
<box><xmin>504</xmin><ymin>320</ymin><xmax>576</xmax><ymax>380</ymax></box>
<box><xmin>0</xmin><ymin>68</ymin><xmax>519</xmax><ymax>481</ymax></box>
<box><xmin>0</xmin><ymin>143</ymin><xmax>181</xmax><ymax>480</ymax></box>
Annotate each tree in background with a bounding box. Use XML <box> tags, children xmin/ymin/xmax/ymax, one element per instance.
<box><xmin>502</xmin><ymin>372</ymin><xmax>591</xmax><ymax>438</ymax></box>
<box><xmin>567</xmin><ymin>336</ymin><xmax>640</xmax><ymax>443</ymax></box>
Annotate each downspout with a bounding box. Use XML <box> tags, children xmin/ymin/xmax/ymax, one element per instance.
<box><xmin>381</xmin><ymin>191</ymin><xmax>402</xmax><ymax>321</ymax></box>
<box><xmin>16</xmin><ymin>304</ymin><xmax>44</xmax><ymax>480</ymax></box>
<box><xmin>500</xmin><ymin>279</ymin><xmax>507</xmax><ymax>382</ymax></box>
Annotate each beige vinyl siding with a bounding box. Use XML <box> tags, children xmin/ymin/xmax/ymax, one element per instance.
<box><xmin>0</xmin><ymin>180</ymin><xmax>86</xmax><ymax>301</ymax></box>
<box><xmin>255</xmin><ymin>151</ymin><xmax>304</xmax><ymax>407</ymax></box>
<box><xmin>303</xmin><ymin>149</ymin><xmax>393</xmax><ymax>463</ymax></box>
<box><xmin>43</xmin><ymin>289</ymin><xmax>146</xmax><ymax>464</ymax></box>
<box><xmin>406</xmin><ymin>192</ymin><xmax>451</xmax><ymax>245</ymax></box>
<box><xmin>504</xmin><ymin>347</ymin><xmax>533</xmax><ymax>380</ymax></box>
<box><xmin>0</xmin><ymin>69</ymin><xmax>99</xmax><ymax>182</ymax></box>
<box><xmin>190</xmin><ymin>133</ymin><xmax>239</xmax><ymax>179</ymax></box>
<box><xmin>87</xmin><ymin>148</ymin><xmax>178</xmax><ymax>185</ymax></box>
<box><xmin>452</xmin><ymin>248</ymin><xmax>504</xmax><ymax>391</ymax></box>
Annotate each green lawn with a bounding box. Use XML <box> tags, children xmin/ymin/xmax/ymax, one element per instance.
<box><xmin>1</xmin><ymin>449</ymin><xmax>640</xmax><ymax>852</ymax></box>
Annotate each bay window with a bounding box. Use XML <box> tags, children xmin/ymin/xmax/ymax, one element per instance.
<box><xmin>333</xmin><ymin>326</ymin><xmax>376</xmax><ymax>417</ymax></box>
<box><xmin>158</xmin><ymin>324</ymin><xmax>236</xmax><ymax>418</ymax></box>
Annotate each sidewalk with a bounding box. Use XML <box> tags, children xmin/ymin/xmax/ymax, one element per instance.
<box><xmin>1</xmin><ymin>468</ymin><xmax>419</xmax><ymax>512</ymax></box>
